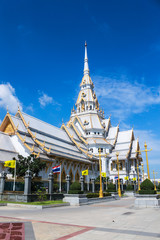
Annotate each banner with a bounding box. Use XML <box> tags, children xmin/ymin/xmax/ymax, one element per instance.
<box><xmin>4</xmin><ymin>160</ymin><xmax>16</xmax><ymax>168</ymax></box>
<box><xmin>133</xmin><ymin>177</ymin><xmax>136</xmax><ymax>181</ymax></box>
<box><xmin>124</xmin><ymin>176</ymin><xmax>129</xmax><ymax>180</ymax></box>
<box><xmin>101</xmin><ymin>172</ymin><xmax>106</xmax><ymax>177</ymax></box>
<box><xmin>82</xmin><ymin>169</ymin><xmax>88</xmax><ymax>176</ymax></box>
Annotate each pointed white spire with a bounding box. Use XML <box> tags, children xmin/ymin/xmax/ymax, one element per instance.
<box><xmin>84</xmin><ymin>41</ymin><xmax>89</xmax><ymax>76</ymax></box>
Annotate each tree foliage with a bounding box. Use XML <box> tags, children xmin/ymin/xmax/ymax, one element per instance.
<box><xmin>8</xmin><ymin>154</ymin><xmax>47</xmax><ymax>177</ymax></box>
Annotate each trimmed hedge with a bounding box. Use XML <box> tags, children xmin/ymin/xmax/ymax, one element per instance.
<box><xmin>140</xmin><ymin>179</ymin><xmax>154</xmax><ymax>190</ymax></box>
<box><xmin>68</xmin><ymin>190</ymin><xmax>83</xmax><ymax>194</ymax></box>
<box><xmin>68</xmin><ymin>182</ymin><xmax>83</xmax><ymax>194</ymax></box>
<box><xmin>70</xmin><ymin>182</ymin><xmax>81</xmax><ymax>190</ymax></box>
<box><xmin>139</xmin><ymin>190</ymin><xmax>157</xmax><ymax>195</ymax></box>
<box><xmin>86</xmin><ymin>192</ymin><xmax>111</xmax><ymax>198</ymax></box>
<box><xmin>139</xmin><ymin>179</ymin><xmax>157</xmax><ymax>194</ymax></box>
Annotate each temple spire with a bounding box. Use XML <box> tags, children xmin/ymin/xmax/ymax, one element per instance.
<box><xmin>84</xmin><ymin>41</ymin><xmax>89</xmax><ymax>76</ymax></box>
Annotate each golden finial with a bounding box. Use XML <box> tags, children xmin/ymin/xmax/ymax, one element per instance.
<box><xmin>31</xmin><ymin>145</ymin><xmax>34</xmax><ymax>152</ymax></box>
<box><xmin>26</xmin><ymin>121</ymin><xmax>30</xmax><ymax>128</ymax></box>
<box><xmin>7</xmin><ymin>105</ymin><xmax>9</xmax><ymax>113</ymax></box>
<box><xmin>36</xmin><ymin>151</ymin><xmax>40</xmax><ymax>158</ymax></box>
<box><xmin>48</xmin><ymin>146</ymin><xmax>51</xmax><ymax>153</ymax></box>
<box><xmin>23</xmin><ymin>135</ymin><xmax>26</xmax><ymax>143</ymax></box>
<box><xmin>15</xmin><ymin>124</ymin><xmax>19</xmax><ymax>131</ymax></box>
<box><xmin>33</xmin><ymin>132</ymin><xmax>36</xmax><ymax>139</ymax></box>
<box><xmin>144</xmin><ymin>141</ymin><xmax>147</xmax><ymax>148</ymax></box>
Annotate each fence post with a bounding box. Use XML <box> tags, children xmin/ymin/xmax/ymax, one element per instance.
<box><xmin>115</xmin><ymin>180</ymin><xmax>118</xmax><ymax>191</ymax></box>
<box><xmin>106</xmin><ymin>178</ymin><xmax>108</xmax><ymax>190</ymax></box>
<box><xmin>0</xmin><ymin>171</ymin><xmax>7</xmax><ymax>194</ymax></box>
<box><xmin>102</xmin><ymin>177</ymin><xmax>104</xmax><ymax>192</ymax></box>
<box><xmin>66</xmin><ymin>175</ymin><xmax>70</xmax><ymax>193</ymax></box>
<box><xmin>91</xmin><ymin>178</ymin><xmax>95</xmax><ymax>193</ymax></box>
<box><xmin>121</xmin><ymin>179</ymin><xmax>123</xmax><ymax>192</ymax></box>
<box><xmin>48</xmin><ymin>172</ymin><xmax>54</xmax><ymax>200</ymax></box>
<box><xmin>80</xmin><ymin>176</ymin><xmax>84</xmax><ymax>192</ymax></box>
<box><xmin>24</xmin><ymin>170</ymin><xmax>32</xmax><ymax>195</ymax></box>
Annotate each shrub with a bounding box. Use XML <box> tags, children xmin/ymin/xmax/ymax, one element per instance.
<box><xmin>126</xmin><ymin>184</ymin><xmax>133</xmax><ymax>191</ymax></box>
<box><xmin>68</xmin><ymin>190</ymin><xmax>83</xmax><ymax>194</ymax></box>
<box><xmin>86</xmin><ymin>192</ymin><xmax>111</xmax><ymax>198</ymax></box>
<box><xmin>103</xmin><ymin>192</ymin><xmax>111</xmax><ymax>197</ymax></box>
<box><xmin>87</xmin><ymin>193</ymin><xmax>99</xmax><ymax>198</ymax></box>
<box><xmin>140</xmin><ymin>179</ymin><xmax>154</xmax><ymax>191</ymax></box>
<box><xmin>68</xmin><ymin>182</ymin><xmax>83</xmax><ymax>194</ymax></box>
<box><xmin>157</xmin><ymin>183</ymin><xmax>160</xmax><ymax>191</ymax></box>
<box><xmin>139</xmin><ymin>190</ymin><xmax>157</xmax><ymax>195</ymax></box>
<box><xmin>107</xmin><ymin>183</ymin><xmax>116</xmax><ymax>192</ymax></box>
<box><xmin>139</xmin><ymin>179</ymin><xmax>156</xmax><ymax>194</ymax></box>
<box><xmin>70</xmin><ymin>182</ymin><xmax>81</xmax><ymax>191</ymax></box>
<box><xmin>36</xmin><ymin>187</ymin><xmax>47</xmax><ymax>201</ymax></box>
<box><xmin>53</xmin><ymin>184</ymin><xmax>59</xmax><ymax>192</ymax></box>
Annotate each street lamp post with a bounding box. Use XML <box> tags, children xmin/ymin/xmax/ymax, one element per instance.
<box><xmin>136</xmin><ymin>142</ymin><xmax>152</xmax><ymax>180</ymax></box>
<box><xmin>153</xmin><ymin>170</ymin><xmax>157</xmax><ymax>191</ymax></box>
<box><xmin>136</xmin><ymin>160</ymin><xmax>141</xmax><ymax>191</ymax></box>
<box><xmin>116</xmin><ymin>152</ymin><xmax>121</xmax><ymax>197</ymax></box>
<box><xmin>141</xmin><ymin>163</ymin><xmax>144</xmax><ymax>181</ymax></box>
<box><xmin>98</xmin><ymin>148</ymin><xmax>103</xmax><ymax>198</ymax></box>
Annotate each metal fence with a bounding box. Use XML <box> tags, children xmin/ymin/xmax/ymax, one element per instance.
<box><xmin>4</xmin><ymin>181</ymin><xmax>24</xmax><ymax>192</ymax></box>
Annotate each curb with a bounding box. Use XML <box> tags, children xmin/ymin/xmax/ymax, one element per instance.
<box><xmin>7</xmin><ymin>202</ymin><xmax>70</xmax><ymax>209</ymax></box>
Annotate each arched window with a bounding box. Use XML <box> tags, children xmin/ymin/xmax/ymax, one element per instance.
<box><xmin>90</xmin><ymin>105</ymin><xmax>92</xmax><ymax>110</ymax></box>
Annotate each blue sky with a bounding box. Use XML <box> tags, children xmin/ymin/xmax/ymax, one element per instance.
<box><xmin>0</xmin><ymin>0</ymin><xmax>160</xmax><ymax>178</ymax></box>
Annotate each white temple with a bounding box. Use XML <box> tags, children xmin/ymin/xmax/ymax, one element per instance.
<box><xmin>0</xmin><ymin>42</ymin><xmax>142</xmax><ymax>183</ymax></box>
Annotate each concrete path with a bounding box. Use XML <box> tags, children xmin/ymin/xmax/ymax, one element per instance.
<box><xmin>0</xmin><ymin>197</ymin><xmax>160</xmax><ymax>239</ymax></box>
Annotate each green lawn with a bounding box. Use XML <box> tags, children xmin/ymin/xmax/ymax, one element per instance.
<box><xmin>0</xmin><ymin>200</ymin><xmax>64</xmax><ymax>205</ymax></box>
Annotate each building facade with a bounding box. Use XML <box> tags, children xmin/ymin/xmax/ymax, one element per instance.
<box><xmin>0</xmin><ymin>43</ymin><xmax>142</xmax><ymax>183</ymax></box>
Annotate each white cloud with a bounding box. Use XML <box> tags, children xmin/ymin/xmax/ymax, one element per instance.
<box><xmin>38</xmin><ymin>92</ymin><xmax>61</xmax><ymax>109</ymax></box>
<box><xmin>93</xmin><ymin>75</ymin><xmax>160</xmax><ymax>120</ymax></box>
<box><xmin>39</xmin><ymin>93</ymin><xmax>53</xmax><ymax>107</ymax></box>
<box><xmin>0</xmin><ymin>83</ymin><xmax>22</xmax><ymax>114</ymax></box>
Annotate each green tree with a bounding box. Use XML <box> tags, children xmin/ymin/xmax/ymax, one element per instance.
<box><xmin>8</xmin><ymin>154</ymin><xmax>47</xmax><ymax>177</ymax></box>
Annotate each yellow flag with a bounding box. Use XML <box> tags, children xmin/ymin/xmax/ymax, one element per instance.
<box><xmin>133</xmin><ymin>177</ymin><xmax>136</xmax><ymax>181</ymax></box>
<box><xmin>82</xmin><ymin>169</ymin><xmax>88</xmax><ymax>176</ymax></box>
<box><xmin>4</xmin><ymin>160</ymin><xmax>16</xmax><ymax>168</ymax></box>
<box><xmin>124</xmin><ymin>176</ymin><xmax>129</xmax><ymax>180</ymax></box>
<box><xmin>101</xmin><ymin>172</ymin><xmax>106</xmax><ymax>177</ymax></box>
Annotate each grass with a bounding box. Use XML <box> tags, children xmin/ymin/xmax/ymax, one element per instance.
<box><xmin>0</xmin><ymin>200</ymin><xmax>64</xmax><ymax>205</ymax></box>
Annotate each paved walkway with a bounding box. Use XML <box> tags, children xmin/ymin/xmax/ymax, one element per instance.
<box><xmin>0</xmin><ymin>197</ymin><xmax>160</xmax><ymax>239</ymax></box>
